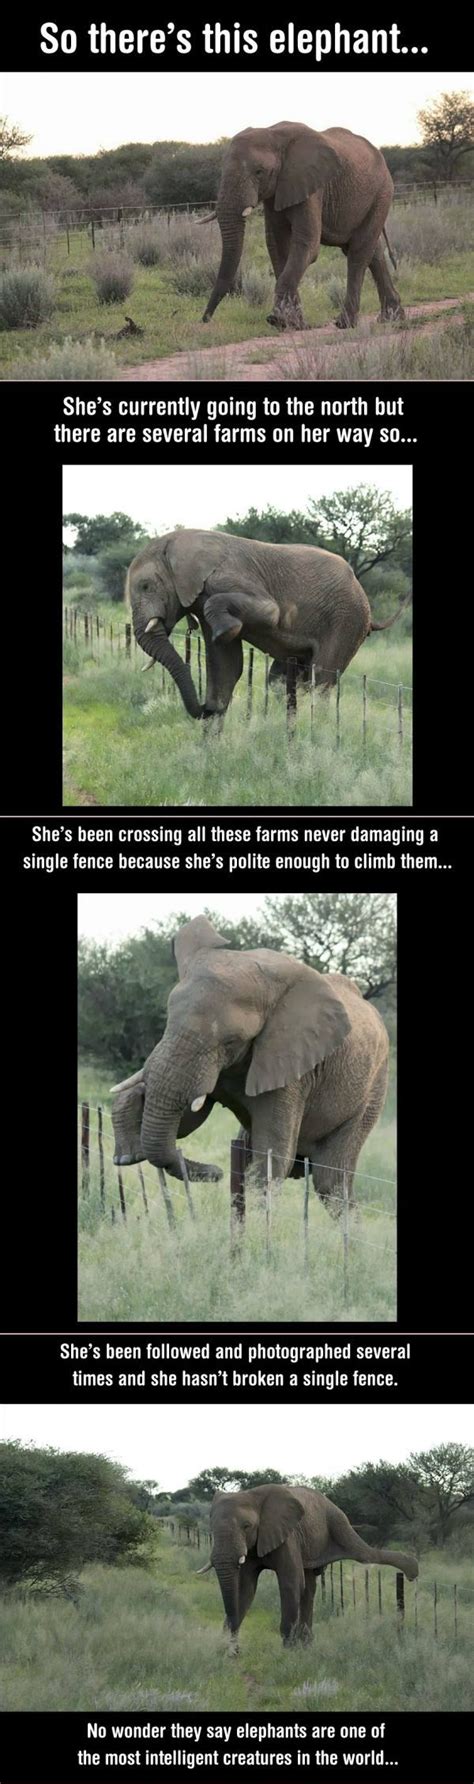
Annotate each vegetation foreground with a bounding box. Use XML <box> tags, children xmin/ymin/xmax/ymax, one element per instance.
<box><xmin>78</xmin><ymin>1065</ymin><xmax>396</xmax><ymax>1324</ymax></box>
<box><xmin>0</xmin><ymin>1538</ymin><xmax>472</xmax><ymax>1713</ymax></box>
<box><xmin>64</xmin><ymin>631</ymin><xmax>412</xmax><ymax>808</ymax></box>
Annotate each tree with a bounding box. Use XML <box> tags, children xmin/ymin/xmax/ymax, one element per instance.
<box><xmin>417</xmin><ymin>91</ymin><xmax>474</xmax><ymax>181</ymax></box>
<box><xmin>187</xmin><ymin>1468</ymin><xmax>243</xmax><ymax>1500</ymax></box>
<box><xmin>304</xmin><ymin>488</ymin><xmax>412</xmax><ymax>581</ymax></box>
<box><xmin>0</xmin><ymin>1442</ymin><xmax>154</xmax><ymax>1593</ymax></box>
<box><xmin>0</xmin><ymin>118</ymin><xmax>32</xmax><ymax>160</ymax></box>
<box><xmin>253</xmin><ymin>894</ymin><xmax>397</xmax><ymax>1004</ymax></box>
<box><xmin>409</xmin><ymin>1444</ymin><xmax>474</xmax><ymax>1545</ymax></box>
<box><xmin>64</xmin><ymin>512</ymin><xmax>144</xmax><ymax>555</ymax></box>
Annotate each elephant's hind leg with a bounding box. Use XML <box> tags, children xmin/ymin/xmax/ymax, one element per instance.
<box><xmin>368</xmin><ymin>239</ymin><xmax>405</xmax><ymax>321</ymax></box>
<box><xmin>336</xmin><ymin>199</ymin><xmax>397</xmax><ymax>328</ymax></box>
<box><xmin>298</xmin><ymin>1570</ymin><xmax>318</xmax><ymax>1643</ymax></box>
<box><xmin>311</xmin><ymin>1108</ymin><xmax>375</xmax><ymax>1214</ymax></box>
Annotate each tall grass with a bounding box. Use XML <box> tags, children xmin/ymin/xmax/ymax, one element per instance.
<box><xmin>78</xmin><ymin>1064</ymin><xmax>396</xmax><ymax>1324</ymax></box>
<box><xmin>64</xmin><ymin>632</ymin><xmax>412</xmax><ymax>808</ymax></box>
<box><xmin>0</xmin><ymin>1539</ymin><xmax>472</xmax><ymax>1712</ymax></box>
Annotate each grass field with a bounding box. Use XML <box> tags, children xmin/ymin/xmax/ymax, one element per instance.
<box><xmin>64</xmin><ymin>626</ymin><xmax>412</xmax><ymax>808</ymax></box>
<box><xmin>1</xmin><ymin>195</ymin><xmax>473</xmax><ymax>377</ymax></box>
<box><xmin>0</xmin><ymin>1534</ymin><xmax>472</xmax><ymax>1712</ymax></box>
<box><xmin>78</xmin><ymin>1057</ymin><xmax>396</xmax><ymax>1324</ymax></box>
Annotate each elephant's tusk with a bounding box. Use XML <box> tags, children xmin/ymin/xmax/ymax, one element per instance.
<box><xmin>110</xmin><ymin>1068</ymin><xmax>145</xmax><ymax>1094</ymax></box>
<box><xmin>141</xmin><ymin>657</ymin><xmax>155</xmax><ymax>671</ymax></box>
<box><xmin>144</xmin><ymin>617</ymin><xmax>159</xmax><ymax>633</ymax></box>
<box><xmin>196</xmin><ymin>1561</ymin><xmax>213</xmax><ymax>1574</ymax></box>
<box><xmin>238</xmin><ymin>1555</ymin><xmax>246</xmax><ymax>1565</ymax></box>
<box><xmin>242</xmin><ymin>206</ymin><xmax>254</xmax><ymax>217</ymax></box>
<box><xmin>191</xmin><ymin>1095</ymin><xmax>206</xmax><ymax>1112</ymax></box>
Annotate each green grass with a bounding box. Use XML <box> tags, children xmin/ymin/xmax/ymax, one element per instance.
<box><xmin>64</xmin><ymin>632</ymin><xmax>412</xmax><ymax>808</ymax></box>
<box><xmin>1</xmin><ymin>200</ymin><xmax>472</xmax><ymax>376</ymax></box>
<box><xmin>0</xmin><ymin>1537</ymin><xmax>472</xmax><ymax>1711</ymax></box>
<box><xmin>78</xmin><ymin>1061</ymin><xmax>396</xmax><ymax>1323</ymax></box>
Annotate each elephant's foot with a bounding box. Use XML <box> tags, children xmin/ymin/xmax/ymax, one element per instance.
<box><xmin>267</xmin><ymin>297</ymin><xmax>307</xmax><ymax>332</ymax></box>
<box><xmin>113</xmin><ymin>1151</ymin><xmax>145</xmax><ymax>1167</ymax></box>
<box><xmin>297</xmin><ymin>1626</ymin><xmax>314</xmax><ymax>1646</ymax></box>
<box><xmin>334</xmin><ymin>309</ymin><xmax>357</xmax><ymax>330</ymax></box>
<box><xmin>378</xmin><ymin>301</ymin><xmax>405</xmax><ymax>322</ymax></box>
<box><xmin>166</xmin><ymin>1157</ymin><xmax>223</xmax><ymax>1182</ymax></box>
<box><xmin>227</xmin><ymin>1641</ymin><xmax>240</xmax><ymax>1658</ymax></box>
<box><xmin>201</xmin><ymin>705</ymin><xmax>226</xmax><ymax>723</ymax></box>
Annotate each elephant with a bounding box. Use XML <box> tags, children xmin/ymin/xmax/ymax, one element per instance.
<box><xmin>198</xmin><ymin>1483</ymin><xmax>418</xmax><ymax>1650</ymax></box>
<box><xmin>127</xmin><ymin>527</ymin><xmax>407</xmax><ymax>720</ymax></box>
<box><xmin>110</xmin><ymin>915</ymin><xmax>389</xmax><ymax>1211</ymax></box>
<box><xmin>200</xmin><ymin>121</ymin><xmax>404</xmax><ymax>331</ymax></box>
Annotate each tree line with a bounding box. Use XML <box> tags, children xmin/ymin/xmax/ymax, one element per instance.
<box><xmin>1</xmin><ymin>1441</ymin><xmax>472</xmax><ymax>1598</ymax></box>
<box><xmin>1</xmin><ymin>92</ymin><xmax>473</xmax><ymax>219</ymax></box>
<box><xmin>78</xmin><ymin>893</ymin><xmax>397</xmax><ymax>1075</ymax></box>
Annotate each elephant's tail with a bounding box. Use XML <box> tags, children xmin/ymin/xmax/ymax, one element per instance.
<box><xmin>369</xmin><ymin>594</ymin><xmax>412</xmax><ymax>634</ymax></box>
<box><xmin>383</xmin><ymin>227</ymin><xmax>398</xmax><ymax>270</ymax></box>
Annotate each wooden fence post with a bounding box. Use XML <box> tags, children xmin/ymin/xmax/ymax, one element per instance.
<box><xmin>97</xmin><ymin>1104</ymin><xmax>105</xmax><ymax>1209</ymax></box>
<box><xmin>414</xmin><ymin>1577</ymin><xmax>418</xmax><ymax>1636</ymax></box>
<box><xmin>310</xmin><ymin>662</ymin><xmax>316</xmax><ymax>737</ymax></box>
<box><xmin>125</xmin><ymin>623</ymin><xmax>131</xmax><ymax>658</ymax></box>
<box><xmin>197</xmin><ymin>635</ymin><xmax>202</xmax><ymax>701</ymax></box>
<box><xmin>117</xmin><ymin>1169</ymin><xmax>127</xmax><ymax>1223</ymax></box>
<box><xmin>138</xmin><ymin>1164</ymin><xmax>148</xmax><ymax>1214</ymax></box>
<box><xmin>81</xmin><ymin>1101</ymin><xmax>90</xmax><ymax>1195</ymax></box>
<box><xmin>336</xmin><ymin>670</ymin><xmax>341</xmax><ymax>748</ymax></box>
<box><xmin>433</xmin><ymin>1580</ymin><xmax>438</xmax><ymax>1637</ymax></box>
<box><xmin>247</xmin><ymin>647</ymin><xmax>254</xmax><ymax>719</ymax></box>
<box><xmin>342</xmin><ymin>1166</ymin><xmax>350</xmax><ymax>1310</ymax></box>
<box><xmin>286</xmin><ymin>659</ymin><xmax>297</xmax><ymax>740</ymax></box>
<box><xmin>264</xmin><ymin>656</ymin><xmax>270</xmax><ymax>717</ymax></box>
<box><xmin>352</xmin><ymin>1566</ymin><xmax>356</xmax><ymax>1609</ymax></box>
<box><xmin>454</xmin><ymin>1583</ymin><xmax>457</xmax><ymax>1641</ymax></box>
<box><xmin>398</xmin><ymin>685</ymin><xmax>403</xmax><ymax>748</ymax></box>
<box><xmin>396</xmin><ymin>1571</ymin><xmax>405</xmax><ymax>1628</ymax></box>
<box><xmin>339</xmin><ymin>1562</ymin><xmax>344</xmax><ymax>1614</ymax></box>
<box><xmin>230</xmin><ymin>1131</ymin><xmax>248</xmax><ymax>1243</ymax></box>
<box><xmin>330</xmin><ymin>1564</ymin><xmax>334</xmax><ymax>1611</ymax></box>
<box><xmin>157</xmin><ymin>1168</ymin><xmax>177</xmax><ymax>1231</ymax></box>
<box><xmin>365</xmin><ymin>1569</ymin><xmax>369</xmax><ymax>1614</ymax></box>
<box><xmin>303</xmin><ymin>1156</ymin><xmax>310</xmax><ymax>1271</ymax></box>
<box><xmin>266</xmin><ymin>1148</ymin><xmax>273</xmax><ymax>1260</ymax></box>
<box><xmin>378</xmin><ymin>1570</ymin><xmax>382</xmax><ymax>1615</ymax></box>
<box><xmin>177</xmin><ymin>1151</ymin><xmax>196</xmax><ymax>1222</ymax></box>
<box><xmin>362</xmin><ymin>674</ymin><xmax>367</xmax><ymax>752</ymax></box>
<box><xmin>185</xmin><ymin>631</ymin><xmax>192</xmax><ymax>669</ymax></box>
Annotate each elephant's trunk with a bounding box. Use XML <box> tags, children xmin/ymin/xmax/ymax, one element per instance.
<box><xmin>213</xmin><ymin>1562</ymin><xmax>241</xmax><ymax>1635</ymax></box>
<box><xmin>203</xmin><ymin>214</ymin><xmax>246</xmax><ymax>321</ymax></box>
<box><xmin>137</xmin><ymin>619</ymin><xmax>202</xmax><ymax>720</ymax></box>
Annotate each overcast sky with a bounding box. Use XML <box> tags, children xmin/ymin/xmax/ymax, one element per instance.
<box><xmin>79</xmin><ymin>893</ymin><xmax>279</xmax><ymax>944</ymax></box>
<box><xmin>3</xmin><ymin>72</ymin><xmax>469</xmax><ymax>158</ymax></box>
<box><xmin>1</xmin><ymin>1403</ymin><xmax>471</xmax><ymax>1488</ymax></box>
<box><xmin>63</xmin><ymin>466</ymin><xmax>412</xmax><ymax>544</ymax></box>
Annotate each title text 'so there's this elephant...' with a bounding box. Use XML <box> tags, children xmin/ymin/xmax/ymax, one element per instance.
<box><xmin>199</xmin><ymin>121</ymin><xmax>404</xmax><ymax>331</ymax></box>
<box><xmin>111</xmin><ymin>916</ymin><xmax>389</xmax><ymax>1208</ymax></box>
<box><xmin>198</xmin><ymin>1483</ymin><xmax>417</xmax><ymax>1651</ymax></box>
<box><xmin>127</xmin><ymin>527</ymin><xmax>407</xmax><ymax>719</ymax></box>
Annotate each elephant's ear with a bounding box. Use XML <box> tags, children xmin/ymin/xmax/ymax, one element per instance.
<box><xmin>173</xmin><ymin>916</ymin><xmax>228</xmax><ymax>980</ymax></box>
<box><xmin>245</xmin><ymin>965</ymin><xmax>351</xmax><ymax>1096</ymax></box>
<box><xmin>165</xmin><ymin>530</ymin><xmax>225</xmax><ymax>609</ymax></box>
<box><xmin>275</xmin><ymin>129</ymin><xmax>341</xmax><ymax>210</ymax></box>
<box><xmin>257</xmin><ymin>1489</ymin><xmax>305</xmax><ymax>1558</ymax></box>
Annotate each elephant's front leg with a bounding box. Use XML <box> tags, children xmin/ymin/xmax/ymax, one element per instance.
<box><xmin>267</xmin><ymin>203</ymin><xmax>321</xmax><ymax>331</ymax></box>
<box><xmin>298</xmin><ymin>1570</ymin><xmax>317</xmax><ymax>1644</ymax></box>
<box><xmin>249</xmin><ymin>1081</ymin><xmax>309</xmax><ymax>1184</ymax></box>
<box><xmin>275</xmin><ymin>1548</ymin><xmax>306</xmax><ymax>1646</ymax></box>
<box><xmin>200</xmin><ymin>615</ymin><xmax>243</xmax><ymax>718</ymax></box>
<box><xmin>203</xmin><ymin>587</ymin><xmax>280</xmax><ymax>645</ymax></box>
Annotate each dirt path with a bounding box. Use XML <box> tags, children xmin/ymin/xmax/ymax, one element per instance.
<box><xmin>120</xmin><ymin>293</ymin><xmax>471</xmax><ymax>382</ymax></box>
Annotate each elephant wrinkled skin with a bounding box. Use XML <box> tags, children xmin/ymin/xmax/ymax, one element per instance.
<box><xmin>200</xmin><ymin>121</ymin><xmax>404</xmax><ymax>331</ymax></box>
<box><xmin>111</xmin><ymin>916</ymin><xmax>389</xmax><ymax>1207</ymax></box>
<box><xmin>127</xmin><ymin>527</ymin><xmax>408</xmax><ymax>719</ymax></box>
<box><xmin>202</xmin><ymin>1483</ymin><xmax>418</xmax><ymax>1649</ymax></box>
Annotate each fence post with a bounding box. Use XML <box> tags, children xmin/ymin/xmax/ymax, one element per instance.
<box><xmin>339</xmin><ymin>1562</ymin><xmax>344</xmax><ymax>1614</ymax></box>
<box><xmin>197</xmin><ymin>635</ymin><xmax>202</xmax><ymax>701</ymax></box>
<box><xmin>396</xmin><ymin>1572</ymin><xmax>405</xmax><ymax>1629</ymax></box>
<box><xmin>352</xmin><ymin>1566</ymin><xmax>356</xmax><ymax>1609</ymax></box>
<box><xmin>330</xmin><ymin>1565</ymin><xmax>334</xmax><ymax>1611</ymax></box>
<box><xmin>264</xmin><ymin>656</ymin><xmax>270</xmax><ymax>717</ymax></box>
<box><xmin>378</xmin><ymin>1570</ymin><xmax>382</xmax><ymax>1615</ymax></box>
<box><xmin>138</xmin><ymin>1164</ymin><xmax>148</xmax><ymax>1214</ymax></box>
<box><xmin>247</xmin><ymin>647</ymin><xmax>254</xmax><ymax>719</ymax></box>
<box><xmin>321</xmin><ymin>1568</ymin><xmax>326</xmax><ymax>1603</ymax></box>
<box><xmin>266</xmin><ymin>1148</ymin><xmax>272</xmax><ymax>1260</ymax></box>
<box><xmin>365</xmin><ymin>1569</ymin><xmax>369</xmax><ymax>1614</ymax></box>
<box><xmin>310</xmin><ymin>662</ymin><xmax>316</xmax><ymax>737</ymax></box>
<box><xmin>433</xmin><ymin>1580</ymin><xmax>438</xmax><ymax>1637</ymax></box>
<box><xmin>157</xmin><ymin>1167</ymin><xmax>177</xmax><ymax>1231</ymax></box>
<box><xmin>454</xmin><ymin>1582</ymin><xmax>457</xmax><ymax>1641</ymax></box>
<box><xmin>177</xmin><ymin>1151</ymin><xmax>196</xmax><ymax>1222</ymax></box>
<box><xmin>117</xmin><ymin>1169</ymin><xmax>127</xmax><ymax>1223</ymax></box>
<box><xmin>97</xmin><ymin>1105</ymin><xmax>105</xmax><ymax>1210</ymax></box>
<box><xmin>66</xmin><ymin>218</ymin><xmax>70</xmax><ymax>255</ymax></box>
<box><xmin>303</xmin><ymin>1156</ymin><xmax>310</xmax><ymax>1271</ymax></box>
<box><xmin>81</xmin><ymin>1101</ymin><xmax>90</xmax><ymax>1195</ymax></box>
<box><xmin>230</xmin><ymin>1131</ymin><xmax>247</xmax><ymax>1244</ymax></box>
<box><xmin>362</xmin><ymin>673</ymin><xmax>367</xmax><ymax>752</ymax></box>
<box><xmin>342</xmin><ymin>1166</ymin><xmax>350</xmax><ymax>1311</ymax></box>
<box><xmin>91</xmin><ymin>215</ymin><xmax>96</xmax><ymax>250</ymax></box>
<box><xmin>84</xmin><ymin>613</ymin><xmax>89</xmax><ymax>646</ymax></box>
<box><xmin>185</xmin><ymin>630</ymin><xmax>192</xmax><ymax>669</ymax></box>
<box><xmin>125</xmin><ymin>623</ymin><xmax>131</xmax><ymax>659</ymax></box>
<box><xmin>110</xmin><ymin>624</ymin><xmax>113</xmax><ymax>652</ymax></box>
<box><xmin>286</xmin><ymin>659</ymin><xmax>297</xmax><ymax>740</ymax></box>
<box><xmin>336</xmin><ymin>670</ymin><xmax>341</xmax><ymax>748</ymax></box>
<box><xmin>398</xmin><ymin>685</ymin><xmax>403</xmax><ymax>748</ymax></box>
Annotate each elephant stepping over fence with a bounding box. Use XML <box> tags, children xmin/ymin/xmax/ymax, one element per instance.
<box><xmin>127</xmin><ymin>526</ymin><xmax>408</xmax><ymax>720</ymax></box>
<box><xmin>198</xmin><ymin>121</ymin><xmax>404</xmax><ymax>332</ymax></box>
<box><xmin>197</xmin><ymin>1482</ymin><xmax>418</xmax><ymax>1652</ymax></box>
<box><xmin>111</xmin><ymin>915</ymin><xmax>389</xmax><ymax>1211</ymax></box>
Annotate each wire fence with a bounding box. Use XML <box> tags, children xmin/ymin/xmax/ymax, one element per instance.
<box><xmin>79</xmin><ymin>1100</ymin><xmax>395</xmax><ymax>1306</ymax></box>
<box><xmin>156</xmin><ymin>1522</ymin><xmax>468</xmax><ymax>1641</ymax></box>
<box><xmin>65</xmin><ymin>609</ymin><xmax>412</xmax><ymax>751</ymax></box>
<box><xmin>1</xmin><ymin>182</ymin><xmax>471</xmax><ymax>263</ymax></box>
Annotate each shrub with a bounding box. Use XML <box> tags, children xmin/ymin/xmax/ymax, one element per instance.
<box><xmin>390</xmin><ymin>196</ymin><xmax>473</xmax><ymax>265</ymax></box>
<box><xmin>170</xmin><ymin>253</ymin><xmax>216</xmax><ymax>296</ymax></box>
<box><xmin>96</xmin><ymin>537</ymin><xmax>146</xmax><ymax>602</ymax></box>
<box><xmin>128</xmin><ymin>226</ymin><xmax>164</xmax><ymax>267</ymax></box>
<box><xmin>164</xmin><ymin>212</ymin><xmax>219</xmax><ymax>264</ymax></box>
<box><xmin>326</xmin><ymin>276</ymin><xmax>346</xmax><ymax>311</ymax></box>
<box><xmin>90</xmin><ymin>253</ymin><xmax>134</xmax><ymax>304</ymax></box>
<box><xmin>9</xmin><ymin>335</ymin><xmax>118</xmax><ymax>379</ymax></box>
<box><xmin>0</xmin><ymin>264</ymin><xmax>56</xmax><ymax>329</ymax></box>
<box><xmin>240</xmin><ymin>266</ymin><xmax>273</xmax><ymax>307</ymax></box>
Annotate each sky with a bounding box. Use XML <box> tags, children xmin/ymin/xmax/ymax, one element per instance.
<box><xmin>1</xmin><ymin>1403</ymin><xmax>472</xmax><ymax>1488</ymax></box>
<box><xmin>2</xmin><ymin>71</ymin><xmax>470</xmax><ymax>159</ymax></box>
<box><xmin>63</xmin><ymin>466</ymin><xmax>412</xmax><ymax>544</ymax></box>
<box><xmin>79</xmin><ymin>893</ymin><xmax>275</xmax><ymax>944</ymax></box>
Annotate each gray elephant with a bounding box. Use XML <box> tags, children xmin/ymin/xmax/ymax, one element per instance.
<box><xmin>127</xmin><ymin>527</ymin><xmax>407</xmax><ymax>719</ymax></box>
<box><xmin>198</xmin><ymin>1483</ymin><xmax>418</xmax><ymax>1649</ymax></box>
<box><xmin>200</xmin><ymin>121</ymin><xmax>404</xmax><ymax>331</ymax></box>
<box><xmin>111</xmin><ymin>916</ymin><xmax>389</xmax><ymax>1208</ymax></box>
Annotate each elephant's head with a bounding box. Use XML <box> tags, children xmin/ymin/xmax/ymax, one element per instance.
<box><xmin>205</xmin><ymin>1486</ymin><xmax>305</xmax><ymax>1634</ymax></box>
<box><xmin>203</xmin><ymin>122</ymin><xmax>341</xmax><ymax>321</ymax></box>
<box><xmin>127</xmin><ymin>530</ymin><xmax>228</xmax><ymax>718</ymax></box>
<box><xmin>111</xmin><ymin>915</ymin><xmax>351</xmax><ymax>1178</ymax></box>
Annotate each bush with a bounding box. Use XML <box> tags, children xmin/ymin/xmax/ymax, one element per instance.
<box><xmin>240</xmin><ymin>266</ymin><xmax>273</xmax><ymax>307</ymax></box>
<box><xmin>63</xmin><ymin>553</ymin><xmax>99</xmax><ymax>588</ymax></box>
<box><xmin>170</xmin><ymin>253</ymin><xmax>216</xmax><ymax>296</ymax></box>
<box><xmin>8</xmin><ymin>335</ymin><xmax>118</xmax><ymax>380</ymax></box>
<box><xmin>128</xmin><ymin>225</ymin><xmax>164</xmax><ymax>267</ymax></box>
<box><xmin>96</xmin><ymin>537</ymin><xmax>146</xmax><ymax>601</ymax></box>
<box><xmin>90</xmin><ymin>253</ymin><xmax>134</xmax><ymax>304</ymax></box>
<box><xmin>390</xmin><ymin>195</ymin><xmax>473</xmax><ymax>265</ymax></box>
<box><xmin>326</xmin><ymin>276</ymin><xmax>346</xmax><ymax>311</ymax></box>
<box><xmin>0</xmin><ymin>264</ymin><xmax>56</xmax><ymax>329</ymax></box>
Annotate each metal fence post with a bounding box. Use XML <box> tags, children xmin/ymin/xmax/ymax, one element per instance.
<box><xmin>310</xmin><ymin>662</ymin><xmax>316</xmax><ymax>737</ymax></box>
<box><xmin>362</xmin><ymin>674</ymin><xmax>367</xmax><ymax>752</ymax></box>
<box><xmin>247</xmin><ymin>647</ymin><xmax>254</xmax><ymax>719</ymax></box>
<box><xmin>398</xmin><ymin>685</ymin><xmax>403</xmax><ymax>749</ymax></box>
<box><xmin>336</xmin><ymin>669</ymin><xmax>341</xmax><ymax>748</ymax></box>
<box><xmin>286</xmin><ymin>659</ymin><xmax>297</xmax><ymax>740</ymax></box>
<box><xmin>433</xmin><ymin>1579</ymin><xmax>438</xmax><ymax>1637</ymax></box>
<box><xmin>230</xmin><ymin>1131</ymin><xmax>247</xmax><ymax>1245</ymax></box>
<box><xmin>396</xmin><ymin>1571</ymin><xmax>405</xmax><ymax>1629</ymax></box>
<box><xmin>342</xmin><ymin>1166</ymin><xmax>350</xmax><ymax>1310</ymax></box>
<box><xmin>157</xmin><ymin>1168</ymin><xmax>177</xmax><ymax>1231</ymax></box>
<box><xmin>81</xmin><ymin>1101</ymin><xmax>90</xmax><ymax>1195</ymax></box>
<box><xmin>303</xmin><ymin>1156</ymin><xmax>310</xmax><ymax>1271</ymax></box>
<box><xmin>266</xmin><ymin>1148</ymin><xmax>272</xmax><ymax>1260</ymax></box>
<box><xmin>97</xmin><ymin>1104</ymin><xmax>105</xmax><ymax>1210</ymax></box>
